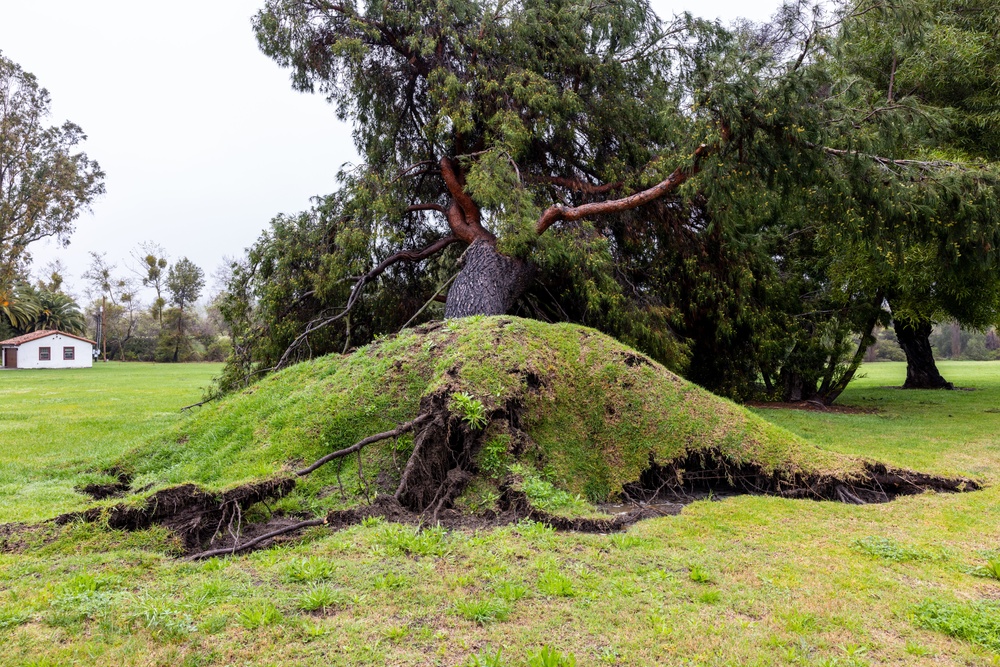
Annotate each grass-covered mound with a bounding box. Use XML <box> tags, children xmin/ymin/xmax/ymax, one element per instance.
<box><xmin>78</xmin><ymin>316</ymin><xmax>975</xmax><ymax>552</ymax></box>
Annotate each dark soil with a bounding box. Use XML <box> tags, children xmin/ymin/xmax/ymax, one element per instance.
<box><xmin>56</xmin><ymin>477</ymin><xmax>296</xmax><ymax>551</ymax></box>
<box><xmin>77</xmin><ymin>467</ymin><xmax>133</xmax><ymax>500</ymax></box>
<box><xmin>624</xmin><ymin>448</ymin><xmax>979</xmax><ymax>505</ymax></box>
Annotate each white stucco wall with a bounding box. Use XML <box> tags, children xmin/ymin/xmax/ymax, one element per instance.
<box><xmin>7</xmin><ymin>334</ymin><xmax>94</xmax><ymax>369</ymax></box>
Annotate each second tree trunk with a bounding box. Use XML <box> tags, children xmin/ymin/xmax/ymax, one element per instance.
<box><xmin>894</xmin><ymin>318</ymin><xmax>953</xmax><ymax>389</ymax></box>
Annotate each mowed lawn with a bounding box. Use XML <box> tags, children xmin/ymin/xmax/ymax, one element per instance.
<box><xmin>0</xmin><ymin>362</ymin><xmax>222</xmax><ymax>523</ymax></box>
<box><xmin>0</xmin><ymin>361</ymin><xmax>998</xmax><ymax>666</ymax></box>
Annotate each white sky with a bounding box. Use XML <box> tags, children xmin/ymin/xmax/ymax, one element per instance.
<box><xmin>0</xmin><ymin>0</ymin><xmax>781</xmax><ymax>301</ymax></box>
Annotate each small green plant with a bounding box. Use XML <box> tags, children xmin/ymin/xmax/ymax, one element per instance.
<box><xmin>903</xmin><ymin>640</ymin><xmax>932</xmax><ymax>657</ymax></box>
<box><xmin>455</xmin><ymin>597</ymin><xmax>511</xmax><ymax>625</ymax></box>
<box><xmin>298</xmin><ymin>585</ymin><xmax>347</xmax><ymax>613</ymax></box>
<box><xmin>478</xmin><ymin>434</ymin><xmax>511</xmax><ymax>476</ymax></box>
<box><xmin>511</xmin><ymin>464</ymin><xmax>590</xmax><ymax>513</ymax></box>
<box><xmin>467</xmin><ymin>646</ymin><xmax>506</xmax><ymax>667</ymax></box>
<box><xmin>384</xmin><ymin>624</ymin><xmax>410</xmax><ymax>641</ymax></box>
<box><xmin>198</xmin><ymin>614</ymin><xmax>228</xmax><ymax>634</ymax></box>
<box><xmin>0</xmin><ymin>608</ymin><xmax>30</xmax><ymax>630</ymax></box>
<box><xmin>238</xmin><ymin>602</ymin><xmax>283</xmax><ymax>629</ymax></box>
<box><xmin>610</xmin><ymin>533</ymin><xmax>643</xmax><ymax>550</ymax></box>
<box><xmin>360</xmin><ymin>515</ymin><xmax>384</xmax><ymax>528</ymax></box>
<box><xmin>973</xmin><ymin>556</ymin><xmax>1000</xmax><ymax>580</ymax></box>
<box><xmin>528</xmin><ymin>646</ymin><xmax>576</xmax><ymax>667</ymax></box>
<box><xmin>283</xmin><ymin>556</ymin><xmax>335</xmax><ymax>583</ymax></box>
<box><xmin>537</xmin><ymin>570</ymin><xmax>576</xmax><ymax>597</ymax></box>
<box><xmin>371</xmin><ymin>572</ymin><xmax>411</xmax><ymax>590</ymax></box>
<box><xmin>376</xmin><ymin>523</ymin><xmax>452</xmax><ymax>557</ymax></box>
<box><xmin>494</xmin><ymin>581</ymin><xmax>528</xmax><ymax>602</ymax></box>
<box><xmin>453</xmin><ymin>392</ymin><xmax>489</xmax><ymax>430</ymax></box>
<box><xmin>688</xmin><ymin>565</ymin><xmax>712</xmax><ymax>583</ymax></box>
<box><xmin>139</xmin><ymin>605</ymin><xmax>196</xmax><ymax>641</ymax></box>
<box><xmin>698</xmin><ymin>590</ymin><xmax>721</xmax><ymax>604</ymax></box>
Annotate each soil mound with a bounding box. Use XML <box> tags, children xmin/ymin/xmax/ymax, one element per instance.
<box><xmin>62</xmin><ymin>317</ymin><xmax>978</xmax><ymax>557</ymax></box>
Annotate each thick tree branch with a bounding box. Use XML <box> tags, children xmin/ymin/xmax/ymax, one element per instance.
<box><xmin>440</xmin><ymin>156</ymin><xmax>495</xmax><ymax>243</ymax></box>
<box><xmin>406</xmin><ymin>203</ymin><xmax>446</xmax><ymax>214</ymax></box>
<box><xmin>535</xmin><ymin>145</ymin><xmax>710</xmax><ymax>235</ymax></box>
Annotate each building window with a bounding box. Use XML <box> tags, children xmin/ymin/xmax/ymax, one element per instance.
<box><xmin>39</xmin><ymin>347</ymin><xmax>51</xmax><ymax>361</ymax></box>
<box><xmin>63</xmin><ymin>347</ymin><xmax>75</xmax><ymax>360</ymax></box>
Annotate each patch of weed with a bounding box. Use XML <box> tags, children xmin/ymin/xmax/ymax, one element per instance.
<box><xmin>375</xmin><ymin>524</ymin><xmax>452</xmax><ymax>557</ymax></box>
<box><xmin>688</xmin><ymin>565</ymin><xmax>712</xmax><ymax>583</ymax></box>
<box><xmin>467</xmin><ymin>646</ymin><xmax>506</xmax><ymax>666</ymax></box>
<box><xmin>298</xmin><ymin>584</ymin><xmax>348</xmax><ymax>613</ymax></box>
<box><xmin>239</xmin><ymin>601</ymin><xmax>284</xmax><ymax>629</ymax></box>
<box><xmin>455</xmin><ymin>597</ymin><xmax>511</xmax><ymax>625</ymax></box>
<box><xmin>852</xmin><ymin>536</ymin><xmax>941</xmax><ymax>562</ymax></box>
<box><xmin>698</xmin><ymin>590</ymin><xmax>722</xmax><ymax>604</ymax></box>
<box><xmin>283</xmin><ymin>556</ymin><xmax>336</xmax><ymax>583</ymax></box>
<box><xmin>453</xmin><ymin>392</ymin><xmax>488</xmax><ymax>430</ymax></box>
<box><xmin>494</xmin><ymin>581</ymin><xmax>528</xmax><ymax>602</ymax></box>
<box><xmin>528</xmin><ymin>646</ymin><xmax>577</xmax><ymax>666</ymax></box>
<box><xmin>912</xmin><ymin>599</ymin><xmax>1000</xmax><ymax>652</ymax></box>
<box><xmin>537</xmin><ymin>570</ymin><xmax>575</xmax><ymax>597</ymax></box>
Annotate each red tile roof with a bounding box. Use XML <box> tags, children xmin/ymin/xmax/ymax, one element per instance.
<box><xmin>0</xmin><ymin>330</ymin><xmax>97</xmax><ymax>346</ymax></box>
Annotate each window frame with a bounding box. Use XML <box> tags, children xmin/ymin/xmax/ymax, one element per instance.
<box><xmin>38</xmin><ymin>346</ymin><xmax>51</xmax><ymax>361</ymax></box>
<box><xmin>63</xmin><ymin>346</ymin><xmax>75</xmax><ymax>361</ymax></box>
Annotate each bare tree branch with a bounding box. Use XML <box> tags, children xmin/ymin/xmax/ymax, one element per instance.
<box><xmin>294</xmin><ymin>415</ymin><xmax>431</xmax><ymax>477</ymax></box>
<box><xmin>272</xmin><ymin>236</ymin><xmax>461</xmax><ymax>371</ymax></box>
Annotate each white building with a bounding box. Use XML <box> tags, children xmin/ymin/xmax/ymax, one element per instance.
<box><xmin>0</xmin><ymin>330</ymin><xmax>96</xmax><ymax>369</ymax></box>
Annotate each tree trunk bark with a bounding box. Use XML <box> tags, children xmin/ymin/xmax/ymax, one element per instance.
<box><xmin>444</xmin><ymin>241</ymin><xmax>535</xmax><ymax>318</ymax></box>
<box><xmin>894</xmin><ymin>318</ymin><xmax>953</xmax><ymax>389</ymax></box>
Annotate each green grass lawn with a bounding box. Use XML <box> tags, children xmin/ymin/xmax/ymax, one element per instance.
<box><xmin>1</xmin><ymin>360</ymin><xmax>999</xmax><ymax>666</ymax></box>
<box><xmin>0</xmin><ymin>362</ymin><xmax>222</xmax><ymax>523</ymax></box>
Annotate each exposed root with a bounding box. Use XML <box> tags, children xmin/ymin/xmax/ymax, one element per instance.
<box><xmin>189</xmin><ymin>517</ymin><xmax>327</xmax><ymax>561</ymax></box>
<box><xmin>624</xmin><ymin>449</ymin><xmax>979</xmax><ymax>505</ymax></box>
<box><xmin>56</xmin><ymin>478</ymin><xmax>296</xmax><ymax>551</ymax></box>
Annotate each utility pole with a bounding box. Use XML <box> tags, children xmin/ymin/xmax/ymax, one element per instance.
<box><xmin>101</xmin><ymin>296</ymin><xmax>107</xmax><ymax>362</ymax></box>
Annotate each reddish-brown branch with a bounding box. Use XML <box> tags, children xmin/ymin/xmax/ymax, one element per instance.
<box><xmin>406</xmin><ymin>203</ymin><xmax>446</xmax><ymax>214</ymax></box>
<box><xmin>440</xmin><ymin>157</ymin><xmax>495</xmax><ymax>243</ymax></box>
<box><xmin>535</xmin><ymin>145</ymin><xmax>710</xmax><ymax>235</ymax></box>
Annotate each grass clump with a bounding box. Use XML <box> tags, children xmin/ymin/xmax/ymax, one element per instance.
<box><xmin>537</xmin><ymin>570</ymin><xmax>575</xmax><ymax>597</ymax></box>
<box><xmin>912</xmin><ymin>599</ymin><xmax>1000</xmax><ymax>652</ymax></box>
<box><xmin>454</xmin><ymin>597</ymin><xmax>511</xmax><ymax>625</ymax></box>
<box><xmin>852</xmin><ymin>536</ymin><xmax>943</xmax><ymax>562</ymax></box>
<box><xmin>528</xmin><ymin>646</ymin><xmax>577</xmax><ymax>667</ymax></box>
<box><xmin>297</xmin><ymin>585</ymin><xmax>348</xmax><ymax>613</ymax></box>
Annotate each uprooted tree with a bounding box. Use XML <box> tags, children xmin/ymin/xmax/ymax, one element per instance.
<box><xmin>225</xmin><ymin>0</ymin><xmax>1000</xmax><ymax>403</ymax></box>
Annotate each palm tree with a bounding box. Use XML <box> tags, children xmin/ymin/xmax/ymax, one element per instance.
<box><xmin>0</xmin><ymin>284</ymin><xmax>40</xmax><ymax>331</ymax></box>
<box><xmin>32</xmin><ymin>289</ymin><xmax>85</xmax><ymax>334</ymax></box>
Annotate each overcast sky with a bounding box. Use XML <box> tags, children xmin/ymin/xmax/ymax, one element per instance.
<box><xmin>0</xmin><ymin>0</ymin><xmax>782</xmax><ymax>301</ymax></box>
